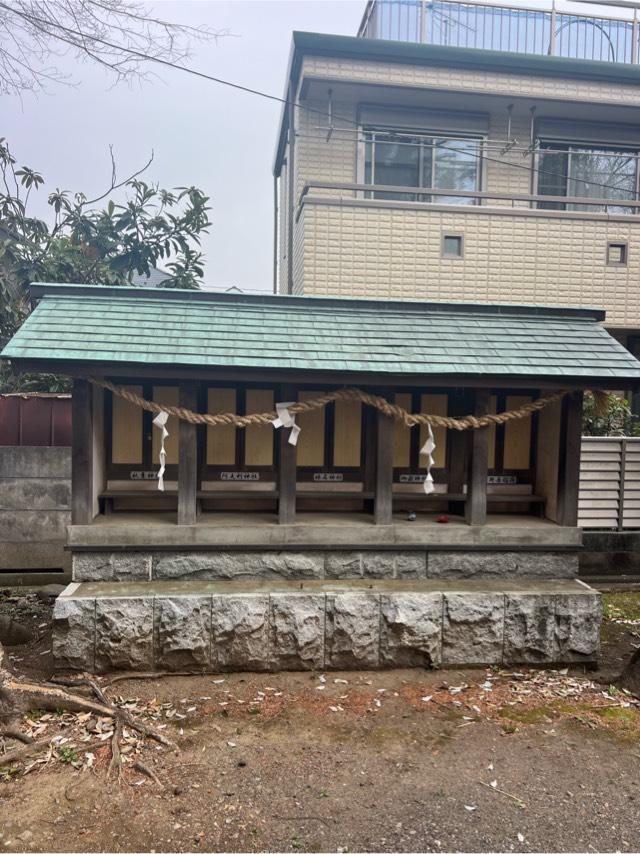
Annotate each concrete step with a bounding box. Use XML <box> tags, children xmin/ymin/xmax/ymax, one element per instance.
<box><xmin>53</xmin><ymin>577</ymin><xmax>601</xmax><ymax>674</ymax></box>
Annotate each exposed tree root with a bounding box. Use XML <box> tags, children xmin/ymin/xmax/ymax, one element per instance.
<box><xmin>0</xmin><ymin>726</ymin><xmax>34</xmax><ymax>744</ymax></box>
<box><xmin>105</xmin><ymin>671</ymin><xmax>199</xmax><ymax>685</ymax></box>
<box><xmin>133</xmin><ymin>759</ymin><xmax>164</xmax><ymax>788</ymax></box>
<box><xmin>108</xmin><ymin>719</ymin><xmax>123</xmax><ymax>779</ymax></box>
<box><xmin>0</xmin><ymin>738</ymin><xmax>52</xmax><ymax>766</ymax></box>
<box><xmin>0</xmin><ymin>643</ymin><xmax>178</xmax><ymax>758</ymax></box>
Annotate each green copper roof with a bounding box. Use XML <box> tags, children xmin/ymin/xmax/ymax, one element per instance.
<box><xmin>2</xmin><ymin>283</ymin><xmax>640</xmax><ymax>384</ymax></box>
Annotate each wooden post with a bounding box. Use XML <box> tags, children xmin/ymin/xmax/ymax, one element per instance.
<box><xmin>178</xmin><ymin>383</ymin><xmax>198</xmax><ymax>526</ymax></box>
<box><xmin>374</xmin><ymin>406</ymin><xmax>394</xmax><ymax>525</ymax></box>
<box><xmin>278</xmin><ymin>384</ymin><xmax>297</xmax><ymax>524</ymax></box>
<box><xmin>556</xmin><ymin>390</ymin><xmax>583</xmax><ymax>528</ymax></box>
<box><xmin>72</xmin><ymin>378</ymin><xmax>94</xmax><ymax>525</ymax></box>
<box><xmin>465</xmin><ymin>389</ymin><xmax>490</xmax><ymax>526</ymax></box>
<box><xmin>448</xmin><ymin>389</ymin><xmax>470</xmax><ymax>514</ymax></box>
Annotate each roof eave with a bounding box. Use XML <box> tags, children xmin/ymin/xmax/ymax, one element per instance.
<box><xmin>273</xmin><ymin>30</ymin><xmax>640</xmax><ymax>176</ymax></box>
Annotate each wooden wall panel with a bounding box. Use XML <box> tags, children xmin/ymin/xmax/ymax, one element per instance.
<box><xmin>393</xmin><ymin>392</ymin><xmax>412</xmax><ymax>468</ymax></box>
<box><xmin>488</xmin><ymin>395</ymin><xmax>497</xmax><ymax>469</ymax></box>
<box><xmin>245</xmin><ymin>389</ymin><xmax>274</xmax><ymax>466</ymax></box>
<box><xmin>112</xmin><ymin>385</ymin><xmax>142</xmax><ymax>464</ymax></box>
<box><xmin>419</xmin><ymin>394</ymin><xmax>447</xmax><ymax>469</ymax></box>
<box><xmin>152</xmin><ymin>386</ymin><xmax>179</xmax><ymax>464</ymax></box>
<box><xmin>297</xmin><ymin>390</ymin><xmax>325</xmax><ymax>467</ymax></box>
<box><xmin>333</xmin><ymin>399</ymin><xmax>362</xmax><ymax>467</ymax></box>
<box><xmin>503</xmin><ymin>395</ymin><xmax>532</xmax><ymax>470</ymax></box>
<box><xmin>207</xmin><ymin>388</ymin><xmax>236</xmax><ymax>465</ymax></box>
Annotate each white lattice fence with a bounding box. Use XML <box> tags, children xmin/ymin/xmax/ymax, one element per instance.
<box><xmin>579</xmin><ymin>437</ymin><xmax>640</xmax><ymax>529</ymax></box>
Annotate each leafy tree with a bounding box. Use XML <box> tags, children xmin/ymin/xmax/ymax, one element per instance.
<box><xmin>0</xmin><ymin>138</ymin><xmax>210</xmax><ymax>391</ymax></box>
<box><xmin>582</xmin><ymin>390</ymin><xmax>640</xmax><ymax>437</ymax></box>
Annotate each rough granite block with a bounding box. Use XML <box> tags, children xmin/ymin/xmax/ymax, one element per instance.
<box><xmin>362</xmin><ymin>553</ymin><xmax>395</xmax><ymax>578</ymax></box>
<box><xmin>95</xmin><ymin>598</ymin><xmax>154</xmax><ymax>672</ymax></box>
<box><xmin>52</xmin><ymin>597</ymin><xmax>95</xmax><ymax>671</ymax></box>
<box><xmin>269</xmin><ymin>594</ymin><xmax>325</xmax><ymax>670</ymax></box>
<box><xmin>325</xmin><ymin>592</ymin><xmax>380</xmax><ymax>669</ymax></box>
<box><xmin>155</xmin><ymin>596</ymin><xmax>212</xmax><ymax>671</ymax></box>
<box><xmin>212</xmin><ymin>594</ymin><xmax>270</xmax><ymax>672</ymax></box>
<box><xmin>428</xmin><ymin>551</ymin><xmax>578</xmax><ymax>579</ymax></box>
<box><xmin>395</xmin><ymin>552</ymin><xmax>427</xmax><ymax>579</ymax></box>
<box><xmin>324</xmin><ymin>552</ymin><xmax>362</xmax><ymax>579</ymax></box>
<box><xmin>380</xmin><ymin>593</ymin><xmax>442</xmax><ymax>668</ymax></box>
<box><xmin>503</xmin><ymin>594</ymin><xmax>558</xmax><ymax>664</ymax></box>
<box><xmin>555</xmin><ymin>592</ymin><xmax>602</xmax><ymax>662</ymax></box>
<box><xmin>154</xmin><ymin>551</ymin><xmax>323</xmax><ymax>581</ymax></box>
<box><xmin>442</xmin><ymin>593</ymin><xmax>504</xmax><ymax>665</ymax></box>
<box><xmin>73</xmin><ymin>552</ymin><xmax>152</xmax><ymax>582</ymax></box>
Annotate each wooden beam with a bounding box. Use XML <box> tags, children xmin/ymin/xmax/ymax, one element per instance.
<box><xmin>71</xmin><ymin>378</ymin><xmax>94</xmax><ymax>525</ymax></box>
<box><xmin>374</xmin><ymin>405</ymin><xmax>394</xmax><ymax>525</ymax></box>
<box><xmin>556</xmin><ymin>390</ymin><xmax>583</xmax><ymax>527</ymax></box>
<box><xmin>178</xmin><ymin>383</ymin><xmax>198</xmax><ymax>526</ymax></box>
<box><xmin>465</xmin><ymin>389</ymin><xmax>490</xmax><ymax>526</ymax></box>
<box><xmin>278</xmin><ymin>385</ymin><xmax>297</xmax><ymax>524</ymax></box>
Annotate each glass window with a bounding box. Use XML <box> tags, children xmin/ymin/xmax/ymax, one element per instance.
<box><xmin>538</xmin><ymin>142</ymin><xmax>639</xmax><ymax>213</ymax></box>
<box><xmin>364</xmin><ymin>128</ymin><xmax>481</xmax><ymax>203</ymax></box>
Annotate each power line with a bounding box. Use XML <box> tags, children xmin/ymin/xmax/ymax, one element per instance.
<box><xmin>3</xmin><ymin>0</ymin><xmax>639</xmax><ymax>199</ymax></box>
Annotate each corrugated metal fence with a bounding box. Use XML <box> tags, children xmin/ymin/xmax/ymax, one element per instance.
<box><xmin>579</xmin><ymin>437</ymin><xmax>640</xmax><ymax>529</ymax></box>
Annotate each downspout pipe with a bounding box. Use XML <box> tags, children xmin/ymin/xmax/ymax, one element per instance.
<box><xmin>273</xmin><ymin>173</ymin><xmax>278</xmax><ymax>294</ymax></box>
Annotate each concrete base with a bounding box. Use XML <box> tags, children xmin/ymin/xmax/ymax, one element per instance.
<box><xmin>53</xmin><ymin>577</ymin><xmax>601</xmax><ymax>673</ymax></box>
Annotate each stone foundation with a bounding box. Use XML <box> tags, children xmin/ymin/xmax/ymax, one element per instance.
<box><xmin>71</xmin><ymin>549</ymin><xmax>579</xmax><ymax>583</ymax></box>
<box><xmin>53</xmin><ymin>577</ymin><xmax>601</xmax><ymax>673</ymax></box>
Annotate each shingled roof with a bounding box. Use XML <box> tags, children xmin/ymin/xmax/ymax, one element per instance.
<box><xmin>3</xmin><ymin>283</ymin><xmax>640</xmax><ymax>386</ymax></box>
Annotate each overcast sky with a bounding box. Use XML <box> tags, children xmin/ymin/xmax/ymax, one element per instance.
<box><xmin>6</xmin><ymin>1</ymin><xmax>363</xmax><ymax>293</ymax></box>
<box><xmin>5</xmin><ymin>0</ymin><xmax>628</xmax><ymax>293</ymax></box>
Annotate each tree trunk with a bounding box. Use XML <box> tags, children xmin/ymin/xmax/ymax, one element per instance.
<box><xmin>617</xmin><ymin>647</ymin><xmax>640</xmax><ymax>698</ymax></box>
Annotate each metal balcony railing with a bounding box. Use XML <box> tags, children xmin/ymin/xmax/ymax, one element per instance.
<box><xmin>297</xmin><ymin>181</ymin><xmax>640</xmax><ymax>220</ymax></box>
<box><xmin>358</xmin><ymin>0</ymin><xmax>640</xmax><ymax>64</ymax></box>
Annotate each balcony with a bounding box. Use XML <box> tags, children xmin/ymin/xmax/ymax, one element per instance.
<box><xmin>294</xmin><ymin>181</ymin><xmax>640</xmax><ymax>327</ymax></box>
<box><xmin>358</xmin><ymin>0</ymin><xmax>640</xmax><ymax>64</ymax></box>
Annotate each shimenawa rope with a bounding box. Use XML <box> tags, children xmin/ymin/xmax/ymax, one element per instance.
<box><xmin>89</xmin><ymin>378</ymin><xmax>586</xmax><ymax>432</ymax></box>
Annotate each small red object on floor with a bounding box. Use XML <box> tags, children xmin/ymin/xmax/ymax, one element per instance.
<box><xmin>436</xmin><ymin>514</ymin><xmax>450</xmax><ymax>524</ymax></box>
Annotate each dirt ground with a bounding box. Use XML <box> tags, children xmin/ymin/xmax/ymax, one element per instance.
<box><xmin>1</xmin><ymin>587</ymin><xmax>640</xmax><ymax>853</ymax></box>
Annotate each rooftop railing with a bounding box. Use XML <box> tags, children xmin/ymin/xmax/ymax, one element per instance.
<box><xmin>357</xmin><ymin>0</ymin><xmax>640</xmax><ymax>64</ymax></box>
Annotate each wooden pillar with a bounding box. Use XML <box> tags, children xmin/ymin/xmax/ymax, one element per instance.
<box><xmin>374</xmin><ymin>407</ymin><xmax>394</xmax><ymax>525</ymax></box>
<box><xmin>278</xmin><ymin>384</ymin><xmax>297</xmax><ymax>524</ymax></box>
<box><xmin>556</xmin><ymin>390</ymin><xmax>583</xmax><ymax>528</ymax></box>
<box><xmin>71</xmin><ymin>378</ymin><xmax>94</xmax><ymax>525</ymax></box>
<box><xmin>448</xmin><ymin>389</ymin><xmax>470</xmax><ymax>514</ymax></box>
<box><xmin>465</xmin><ymin>388</ymin><xmax>490</xmax><ymax>526</ymax></box>
<box><xmin>178</xmin><ymin>383</ymin><xmax>198</xmax><ymax>526</ymax></box>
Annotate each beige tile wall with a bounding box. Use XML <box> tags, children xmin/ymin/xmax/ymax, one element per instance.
<box><xmin>295</xmin><ymin>200</ymin><xmax>640</xmax><ymax>326</ymax></box>
<box><xmin>279</xmin><ymin>54</ymin><xmax>640</xmax><ymax>314</ymax></box>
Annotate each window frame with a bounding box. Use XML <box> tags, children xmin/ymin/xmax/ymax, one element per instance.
<box><xmin>358</xmin><ymin>123</ymin><xmax>486</xmax><ymax>204</ymax></box>
<box><xmin>535</xmin><ymin>138</ymin><xmax>640</xmax><ymax>212</ymax></box>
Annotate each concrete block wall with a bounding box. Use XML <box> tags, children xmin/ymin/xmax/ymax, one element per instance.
<box><xmin>0</xmin><ymin>446</ymin><xmax>71</xmax><ymax>574</ymax></box>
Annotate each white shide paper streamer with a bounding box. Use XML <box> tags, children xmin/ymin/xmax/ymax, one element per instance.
<box><xmin>271</xmin><ymin>401</ymin><xmax>301</xmax><ymax>446</ymax></box>
<box><xmin>419</xmin><ymin>423</ymin><xmax>436</xmax><ymax>495</ymax></box>
<box><xmin>152</xmin><ymin>411</ymin><xmax>170</xmax><ymax>491</ymax></box>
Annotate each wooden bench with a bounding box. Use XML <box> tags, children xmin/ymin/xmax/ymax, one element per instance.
<box><xmin>100</xmin><ymin>488</ymin><xmax>374</xmax><ymax>514</ymax></box>
<box><xmin>392</xmin><ymin>491</ymin><xmax>546</xmax><ymax>515</ymax></box>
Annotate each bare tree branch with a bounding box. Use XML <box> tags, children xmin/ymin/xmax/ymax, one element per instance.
<box><xmin>0</xmin><ymin>0</ymin><xmax>225</xmax><ymax>95</ymax></box>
